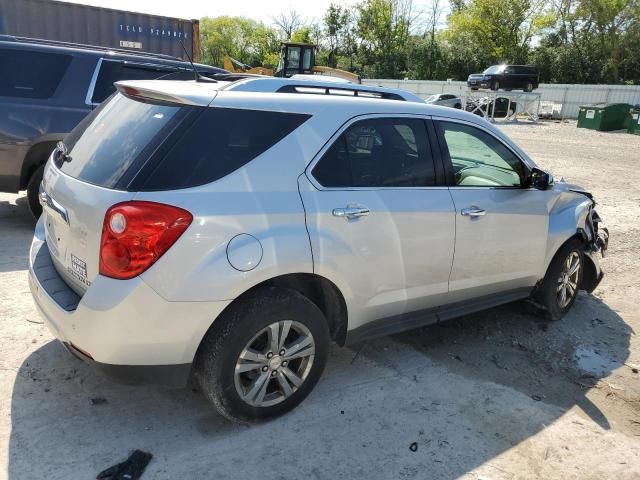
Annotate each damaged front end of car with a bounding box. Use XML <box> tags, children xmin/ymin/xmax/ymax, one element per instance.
<box><xmin>570</xmin><ymin>187</ymin><xmax>609</xmax><ymax>292</ymax></box>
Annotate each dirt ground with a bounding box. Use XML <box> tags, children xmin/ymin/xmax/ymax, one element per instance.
<box><xmin>1</xmin><ymin>121</ymin><xmax>639</xmax><ymax>479</ymax></box>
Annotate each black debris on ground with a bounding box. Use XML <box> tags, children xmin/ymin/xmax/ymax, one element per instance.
<box><xmin>96</xmin><ymin>450</ymin><xmax>153</xmax><ymax>480</ymax></box>
<box><xmin>90</xmin><ymin>397</ymin><xmax>107</xmax><ymax>405</ymax></box>
<box><xmin>409</xmin><ymin>442</ymin><xmax>418</xmax><ymax>452</ymax></box>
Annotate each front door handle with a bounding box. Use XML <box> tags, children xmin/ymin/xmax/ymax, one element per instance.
<box><xmin>460</xmin><ymin>206</ymin><xmax>486</xmax><ymax>217</ymax></box>
<box><xmin>332</xmin><ymin>206</ymin><xmax>370</xmax><ymax>219</ymax></box>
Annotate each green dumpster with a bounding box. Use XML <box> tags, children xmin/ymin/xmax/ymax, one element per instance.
<box><xmin>577</xmin><ymin>103</ymin><xmax>632</xmax><ymax>131</ymax></box>
<box><xmin>628</xmin><ymin>107</ymin><xmax>640</xmax><ymax>135</ymax></box>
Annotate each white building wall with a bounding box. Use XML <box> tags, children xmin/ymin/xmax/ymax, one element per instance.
<box><xmin>362</xmin><ymin>79</ymin><xmax>640</xmax><ymax>119</ymax></box>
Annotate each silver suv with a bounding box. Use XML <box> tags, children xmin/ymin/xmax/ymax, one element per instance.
<box><xmin>29</xmin><ymin>77</ymin><xmax>609</xmax><ymax>423</ymax></box>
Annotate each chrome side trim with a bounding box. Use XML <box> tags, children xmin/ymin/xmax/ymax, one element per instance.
<box><xmin>85</xmin><ymin>57</ymin><xmax>104</xmax><ymax>107</ymax></box>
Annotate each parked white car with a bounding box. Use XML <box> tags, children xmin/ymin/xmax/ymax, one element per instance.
<box><xmin>425</xmin><ymin>93</ymin><xmax>463</xmax><ymax>109</ymax></box>
<box><xmin>29</xmin><ymin>77</ymin><xmax>608</xmax><ymax>423</ymax></box>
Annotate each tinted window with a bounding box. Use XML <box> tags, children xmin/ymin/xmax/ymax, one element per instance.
<box><xmin>59</xmin><ymin>93</ymin><xmax>182</xmax><ymax>187</ymax></box>
<box><xmin>140</xmin><ymin>108</ymin><xmax>311</xmax><ymax>190</ymax></box>
<box><xmin>483</xmin><ymin>65</ymin><xmax>505</xmax><ymax>75</ymax></box>
<box><xmin>91</xmin><ymin>61</ymin><xmax>181</xmax><ymax>103</ymax></box>
<box><xmin>439</xmin><ymin>121</ymin><xmax>525</xmax><ymax>187</ymax></box>
<box><xmin>0</xmin><ymin>49</ymin><xmax>71</xmax><ymax>99</ymax></box>
<box><xmin>312</xmin><ymin>118</ymin><xmax>435</xmax><ymax>188</ymax></box>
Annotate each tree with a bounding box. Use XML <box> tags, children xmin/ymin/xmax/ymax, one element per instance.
<box><xmin>273</xmin><ymin>11</ymin><xmax>303</xmax><ymax>40</ymax></box>
<box><xmin>446</xmin><ymin>0</ymin><xmax>555</xmax><ymax>64</ymax></box>
<box><xmin>356</xmin><ymin>0</ymin><xmax>416</xmax><ymax>78</ymax></box>
<box><xmin>199</xmin><ymin>16</ymin><xmax>280</xmax><ymax>68</ymax></box>
<box><xmin>291</xmin><ymin>27</ymin><xmax>313</xmax><ymax>44</ymax></box>
<box><xmin>324</xmin><ymin>4</ymin><xmax>351</xmax><ymax>67</ymax></box>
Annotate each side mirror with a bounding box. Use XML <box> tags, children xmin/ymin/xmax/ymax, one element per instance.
<box><xmin>530</xmin><ymin>167</ymin><xmax>553</xmax><ymax>190</ymax></box>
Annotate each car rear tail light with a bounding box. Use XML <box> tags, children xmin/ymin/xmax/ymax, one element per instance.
<box><xmin>100</xmin><ymin>201</ymin><xmax>192</xmax><ymax>280</ymax></box>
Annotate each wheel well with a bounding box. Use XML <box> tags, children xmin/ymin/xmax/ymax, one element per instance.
<box><xmin>20</xmin><ymin>141</ymin><xmax>57</xmax><ymax>190</ymax></box>
<box><xmin>543</xmin><ymin>233</ymin><xmax>595</xmax><ymax>289</ymax></box>
<box><xmin>212</xmin><ymin>274</ymin><xmax>348</xmax><ymax>348</ymax></box>
<box><xmin>257</xmin><ymin>274</ymin><xmax>348</xmax><ymax>346</ymax></box>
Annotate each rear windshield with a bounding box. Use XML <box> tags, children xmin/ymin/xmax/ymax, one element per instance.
<box><xmin>0</xmin><ymin>49</ymin><xmax>71</xmax><ymax>99</ymax></box>
<box><xmin>59</xmin><ymin>93</ymin><xmax>181</xmax><ymax>188</ymax></box>
<box><xmin>59</xmin><ymin>92</ymin><xmax>311</xmax><ymax>190</ymax></box>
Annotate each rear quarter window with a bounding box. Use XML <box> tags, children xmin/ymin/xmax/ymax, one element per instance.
<box><xmin>137</xmin><ymin>108</ymin><xmax>311</xmax><ymax>190</ymax></box>
<box><xmin>0</xmin><ymin>49</ymin><xmax>71</xmax><ymax>99</ymax></box>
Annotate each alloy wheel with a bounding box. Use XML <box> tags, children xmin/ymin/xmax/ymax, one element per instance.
<box><xmin>234</xmin><ymin>320</ymin><xmax>315</xmax><ymax>407</ymax></box>
<box><xmin>557</xmin><ymin>251</ymin><xmax>580</xmax><ymax>309</ymax></box>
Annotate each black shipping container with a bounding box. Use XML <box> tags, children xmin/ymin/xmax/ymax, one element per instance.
<box><xmin>0</xmin><ymin>0</ymin><xmax>199</xmax><ymax>60</ymax></box>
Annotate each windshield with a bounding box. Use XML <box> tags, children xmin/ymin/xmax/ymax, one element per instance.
<box><xmin>58</xmin><ymin>93</ymin><xmax>183</xmax><ymax>188</ymax></box>
<box><xmin>426</xmin><ymin>94</ymin><xmax>439</xmax><ymax>103</ymax></box>
<box><xmin>483</xmin><ymin>65</ymin><xmax>506</xmax><ymax>75</ymax></box>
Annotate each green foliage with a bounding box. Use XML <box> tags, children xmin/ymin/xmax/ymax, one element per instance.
<box><xmin>446</xmin><ymin>0</ymin><xmax>555</xmax><ymax>64</ymax></box>
<box><xmin>355</xmin><ymin>0</ymin><xmax>413</xmax><ymax>78</ymax></box>
<box><xmin>199</xmin><ymin>16</ymin><xmax>280</xmax><ymax>68</ymax></box>
<box><xmin>197</xmin><ymin>0</ymin><xmax>640</xmax><ymax>84</ymax></box>
<box><xmin>291</xmin><ymin>27</ymin><xmax>313</xmax><ymax>44</ymax></box>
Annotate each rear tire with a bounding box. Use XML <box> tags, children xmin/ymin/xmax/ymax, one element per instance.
<box><xmin>535</xmin><ymin>239</ymin><xmax>584</xmax><ymax>321</ymax></box>
<box><xmin>26</xmin><ymin>165</ymin><xmax>44</xmax><ymax>218</ymax></box>
<box><xmin>195</xmin><ymin>287</ymin><xmax>330</xmax><ymax>424</ymax></box>
<box><xmin>525</xmin><ymin>82</ymin><xmax>533</xmax><ymax>92</ymax></box>
<box><xmin>454</xmin><ymin>103</ymin><xmax>462</xmax><ymax>109</ymax></box>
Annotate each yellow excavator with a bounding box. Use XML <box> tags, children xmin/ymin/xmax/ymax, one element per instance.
<box><xmin>224</xmin><ymin>42</ymin><xmax>361</xmax><ymax>83</ymax></box>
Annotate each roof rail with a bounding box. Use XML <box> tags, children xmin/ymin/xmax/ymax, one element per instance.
<box><xmin>225</xmin><ymin>77</ymin><xmax>424</xmax><ymax>103</ymax></box>
<box><xmin>0</xmin><ymin>35</ymin><xmax>183</xmax><ymax>61</ymax></box>
<box><xmin>276</xmin><ymin>84</ymin><xmax>406</xmax><ymax>101</ymax></box>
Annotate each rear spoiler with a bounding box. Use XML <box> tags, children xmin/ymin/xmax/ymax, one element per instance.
<box><xmin>114</xmin><ymin>80</ymin><xmax>217</xmax><ymax>106</ymax></box>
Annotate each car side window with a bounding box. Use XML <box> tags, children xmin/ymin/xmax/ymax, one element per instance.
<box><xmin>312</xmin><ymin>118</ymin><xmax>436</xmax><ymax>188</ymax></box>
<box><xmin>438</xmin><ymin>121</ymin><xmax>526</xmax><ymax>187</ymax></box>
<box><xmin>91</xmin><ymin>61</ymin><xmax>180</xmax><ymax>104</ymax></box>
<box><xmin>0</xmin><ymin>48</ymin><xmax>71</xmax><ymax>99</ymax></box>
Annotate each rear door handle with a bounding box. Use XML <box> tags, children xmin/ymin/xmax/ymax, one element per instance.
<box><xmin>460</xmin><ymin>206</ymin><xmax>486</xmax><ymax>217</ymax></box>
<box><xmin>332</xmin><ymin>206</ymin><xmax>370</xmax><ymax>219</ymax></box>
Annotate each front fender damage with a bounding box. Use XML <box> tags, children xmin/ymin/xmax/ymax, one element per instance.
<box><xmin>574</xmin><ymin>190</ymin><xmax>609</xmax><ymax>292</ymax></box>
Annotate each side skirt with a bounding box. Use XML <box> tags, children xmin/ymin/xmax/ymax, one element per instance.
<box><xmin>345</xmin><ymin>287</ymin><xmax>533</xmax><ymax>345</ymax></box>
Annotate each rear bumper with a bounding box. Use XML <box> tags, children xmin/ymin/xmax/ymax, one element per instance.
<box><xmin>64</xmin><ymin>342</ymin><xmax>192</xmax><ymax>387</ymax></box>
<box><xmin>28</xmin><ymin>217</ymin><xmax>231</xmax><ymax>387</ymax></box>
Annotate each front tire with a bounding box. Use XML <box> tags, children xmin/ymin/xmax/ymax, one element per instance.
<box><xmin>535</xmin><ymin>239</ymin><xmax>584</xmax><ymax>320</ymax></box>
<box><xmin>195</xmin><ymin>287</ymin><xmax>329</xmax><ymax>423</ymax></box>
<box><xmin>491</xmin><ymin>80</ymin><xmax>500</xmax><ymax>91</ymax></box>
<box><xmin>525</xmin><ymin>82</ymin><xmax>533</xmax><ymax>92</ymax></box>
<box><xmin>26</xmin><ymin>165</ymin><xmax>45</xmax><ymax>218</ymax></box>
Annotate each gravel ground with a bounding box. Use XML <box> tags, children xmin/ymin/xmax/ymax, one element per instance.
<box><xmin>1</xmin><ymin>121</ymin><xmax>639</xmax><ymax>479</ymax></box>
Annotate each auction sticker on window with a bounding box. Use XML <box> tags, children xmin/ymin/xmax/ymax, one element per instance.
<box><xmin>586</xmin><ymin>110</ymin><xmax>595</xmax><ymax>119</ymax></box>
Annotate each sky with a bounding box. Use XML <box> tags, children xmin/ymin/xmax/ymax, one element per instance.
<box><xmin>62</xmin><ymin>0</ymin><xmax>448</xmax><ymax>28</ymax></box>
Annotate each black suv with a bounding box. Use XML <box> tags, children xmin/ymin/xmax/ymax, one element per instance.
<box><xmin>0</xmin><ymin>36</ymin><xmax>227</xmax><ymax>217</ymax></box>
<box><xmin>467</xmin><ymin>65</ymin><xmax>539</xmax><ymax>92</ymax></box>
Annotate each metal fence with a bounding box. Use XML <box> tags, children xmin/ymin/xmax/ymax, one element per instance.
<box><xmin>361</xmin><ymin>79</ymin><xmax>640</xmax><ymax>119</ymax></box>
